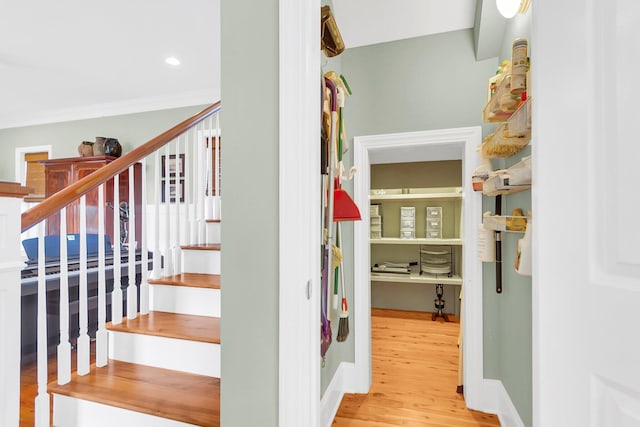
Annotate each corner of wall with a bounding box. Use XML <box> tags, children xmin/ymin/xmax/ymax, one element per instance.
<box><xmin>320</xmin><ymin>362</ymin><xmax>356</xmax><ymax>427</ymax></box>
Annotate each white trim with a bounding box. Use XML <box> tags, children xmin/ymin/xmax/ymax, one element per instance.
<box><xmin>14</xmin><ymin>145</ymin><xmax>53</xmax><ymax>185</ymax></box>
<box><xmin>483</xmin><ymin>379</ymin><xmax>526</xmax><ymax>427</ymax></box>
<box><xmin>352</xmin><ymin>127</ymin><xmax>487</xmax><ymax>407</ymax></box>
<box><xmin>278</xmin><ymin>1</ymin><xmax>320</xmax><ymax>427</ymax></box>
<box><xmin>0</xmin><ymin>90</ymin><xmax>217</xmax><ymax>130</ymax></box>
<box><xmin>320</xmin><ymin>362</ymin><xmax>355</xmax><ymax>427</ymax></box>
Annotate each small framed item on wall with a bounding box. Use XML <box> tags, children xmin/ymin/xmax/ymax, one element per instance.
<box><xmin>162</xmin><ymin>154</ymin><xmax>185</xmax><ymax>178</ymax></box>
<box><xmin>162</xmin><ymin>179</ymin><xmax>185</xmax><ymax>203</ymax></box>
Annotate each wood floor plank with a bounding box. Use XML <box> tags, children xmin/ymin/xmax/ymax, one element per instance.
<box><xmin>180</xmin><ymin>243</ymin><xmax>221</xmax><ymax>251</ymax></box>
<box><xmin>106</xmin><ymin>311</ymin><xmax>220</xmax><ymax>344</ymax></box>
<box><xmin>48</xmin><ymin>360</ymin><xmax>219</xmax><ymax>426</ymax></box>
<box><xmin>148</xmin><ymin>272</ymin><xmax>221</xmax><ymax>289</ymax></box>
<box><xmin>332</xmin><ymin>309</ymin><xmax>499</xmax><ymax>427</ymax></box>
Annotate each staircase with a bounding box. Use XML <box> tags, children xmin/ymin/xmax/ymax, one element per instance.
<box><xmin>16</xmin><ymin>103</ymin><xmax>224</xmax><ymax>426</ymax></box>
<box><xmin>48</xmin><ymin>222</ymin><xmax>222</xmax><ymax>426</ymax></box>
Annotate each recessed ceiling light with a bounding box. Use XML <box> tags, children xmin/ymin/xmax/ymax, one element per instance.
<box><xmin>165</xmin><ymin>57</ymin><xmax>181</xmax><ymax>66</ymax></box>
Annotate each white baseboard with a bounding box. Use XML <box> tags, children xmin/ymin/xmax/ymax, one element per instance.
<box><xmin>482</xmin><ymin>379</ymin><xmax>526</xmax><ymax>427</ymax></box>
<box><xmin>320</xmin><ymin>362</ymin><xmax>356</xmax><ymax>427</ymax></box>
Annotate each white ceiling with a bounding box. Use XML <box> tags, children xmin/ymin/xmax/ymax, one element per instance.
<box><xmin>0</xmin><ymin>0</ymin><xmax>220</xmax><ymax>129</ymax></box>
<box><xmin>332</xmin><ymin>0</ymin><xmax>477</xmax><ymax>48</ymax></box>
<box><xmin>0</xmin><ymin>1</ymin><xmax>481</xmax><ymax>130</ymax></box>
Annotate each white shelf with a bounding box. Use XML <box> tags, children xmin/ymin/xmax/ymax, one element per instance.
<box><xmin>483</xmin><ymin>215</ymin><xmax>528</xmax><ymax>233</ymax></box>
<box><xmin>370</xmin><ymin>270</ymin><xmax>462</xmax><ymax>286</ymax></box>
<box><xmin>370</xmin><ymin>238</ymin><xmax>463</xmax><ymax>246</ymax></box>
<box><xmin>370</xmin><ymin>187</ymin><xmax>463</xmax><ymax>202</ymax></box>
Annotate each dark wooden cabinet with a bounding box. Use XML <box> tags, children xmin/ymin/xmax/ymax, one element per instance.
<box><xmin>42</xmin><ymin>156</ymin><xmax>142</xmax><ymax>247</ymax></box>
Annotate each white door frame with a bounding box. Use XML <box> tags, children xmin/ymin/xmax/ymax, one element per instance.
<box><xmin>352</xmin><ymin>127</ymin><xmax>492</xmax><ymax>411</ymax></box>
<box><xmin>278</xmin><ymin>0</ymin><xmax>321</xmax><ymax>426</ymax></box>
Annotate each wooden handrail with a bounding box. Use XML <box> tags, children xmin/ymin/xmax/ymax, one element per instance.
<box><xmin>21</xmin><ymin>101</ymin><xmax>221</xmax><ymax>232</ymax></box>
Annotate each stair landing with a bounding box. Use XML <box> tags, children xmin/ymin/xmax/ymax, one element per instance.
<box><xmin>48</xmin><ymin>360</ymin><xmax>220</xmax><ymax>426</ymax></box>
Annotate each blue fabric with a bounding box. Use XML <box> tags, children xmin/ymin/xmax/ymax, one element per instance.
<box><xmin>22</xmin><ymin>234</ymin><xmax>113</xmax><ymax>260</ymax></box>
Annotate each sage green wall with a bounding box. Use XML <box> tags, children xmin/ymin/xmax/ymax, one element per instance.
<box><xmin>483</xmin><ymin>8</ymin><xmax>533</xmax><ymax>427</ymax></box>
<box><xmin>0</xmin><ymin>105</ymin><xmax>206</xmax><ymax>183</ymax></box>
<box><xmin>220</xmin><ymin>0</ymin><xmax>279</xmax><ymax>425</ymax></box>
<box><xmin>318</xmin><ymin>28</ymin><xmax>497</xmax><ymax>396</ymax></box>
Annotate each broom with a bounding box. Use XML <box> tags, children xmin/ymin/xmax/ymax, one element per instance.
<box><xmin>336</xmin><ymin>222</ymin><xmax>349</xmax><ymax>342</ymax></box>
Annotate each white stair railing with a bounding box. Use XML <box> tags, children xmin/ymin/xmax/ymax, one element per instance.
<box><xmin>96</xmin><ymin>184</ymin><xmax>108</xmax><ymax>367</ymax></box>
<box><xmin>16</xmin><ymin>102</ymin><xmax>220</xmax><ymax>427</ymax></box>
<box><xmin>57</xmin><ymin>207</ymin><xmax>71</xmax><ymax>385</ymax></box>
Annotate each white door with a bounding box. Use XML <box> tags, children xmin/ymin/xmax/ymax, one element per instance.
<box><xmin>534</xmin><ymin>1</ymin><xmax>640</xmax><ymax>426</ymax></box>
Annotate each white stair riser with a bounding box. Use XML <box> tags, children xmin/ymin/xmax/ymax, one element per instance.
<box><xmin>150</xmin><ymin>285</ymin><xmax>220</xmax><ymax>317</ymax></box>
<box><xmin>53</xmin><ymin>394</ymin><xmax>197</xmax><ymax>427</ymax></box>
<box><xmin>206</xmin><ymin>222</ymin><xmax>221</xmax><ymax>244</ymax></box>
<box><xmin>108</xmin><ymin>331</ymin><xmax>220</xmax><ymax>378</ymax></box>
<box><xmin>182</xmin><ymin>249</ymin><xmax>220</xmax><ymax>275</ymax></box>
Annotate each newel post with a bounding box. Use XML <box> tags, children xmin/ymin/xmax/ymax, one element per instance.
<box><xmin>0</xmin><ymin>182</ymin><xmax>30</xmax><ymax>426</ymax></box>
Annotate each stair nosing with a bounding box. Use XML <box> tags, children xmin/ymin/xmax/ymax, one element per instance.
<box><xmin>181</xmin><ymin>243</ymin><xmax>221</xmax><ymax>251</ymax></box>
<box><xmin>106</xmin><ymin>311</ymin><xmax>220</xmax><ymax>344</ymax></box>
<box><xmin>48</xmin><ymin>360</ymin><xmax>220</xmax><ymax>427</ymax></box>
<box><xmin>148</xmin><ymin>273</ymin><xmax>221</xmax><ymax>289</ymax></box>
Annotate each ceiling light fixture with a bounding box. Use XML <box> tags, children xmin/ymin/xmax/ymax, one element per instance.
<box><xmin>165</xmin><ymin>57</ymin><xmax>181</xmax><ymax>66</ymax></box>
<box><xmin>496</xmin><ymin>0</ymin><xmax>530</xmax><ymax>19</ymax></box>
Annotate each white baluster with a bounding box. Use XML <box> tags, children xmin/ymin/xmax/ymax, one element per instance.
<box><xmin>96</xmin><ymin>184</ymin><xmax>108</xmax><ymax>367</ymax></box>
<box><xmin>140</xmin><ymin>158</ymin><xmax>150</xmax><ymax>314</ymax></box>
<box><xmin>127</xmin><ymin>165</ymin><xmax>138</xmax><ymax>319</ymax></box>
<box><xmin>35</xmin><ymin>222</ymin><xmax>50</xmax><ymax>427</ymax></box>
<box><xmin>112</xmin><ymin>175</ymin><xmax>123</xmax><ymax>324</ymax></box>
<box><xmin>206</xmin><ymin>116</ymin><xmax>214</xmax><ymax>220</ymax></box>
<box><xmin>190</xmin><ymin>127</ymin><xmax>198</xmax><ymax>243</ymax></box>
<box><xmin>185</xmin><ymin>130</ymin><xmax>193</xmax><ymax>244</ymax></box>
<box><xmin>77</xmin><ymin>195</ymin><xmax>90</xmax><ymax>375</ymax></box>
<box><xmin>197</xmin><ymin>121</ymin><xmax>205</xmax><ymax>244</ymax></box>
<box><xmin>174</xmin><ymin>137</ymin><xmax>182</xmax><ymax>273</ymax></box>
<box><xmin>152</xmin><ymin>151</ymin><xmax>162</xmax><ymax>280</ymax></box>
<box><xmin>164</xmin><ymin>143</ymin><xmax>173</xmax><ymax>275</ymax></box>
<box><xmin>58</xmin><ymin>207</ymin><xmax>71</xmax><ymax>385</ymax></box>
<box><xmin>214</xmin><ymin>112</ymin><xmax>222</xmax><ymax>219</ymax></box>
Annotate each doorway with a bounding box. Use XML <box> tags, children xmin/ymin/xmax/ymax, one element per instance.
<box><xmin>351</xmin><ymin>127</ymin><xmax>489</xmax><ymax>411</ymax></box>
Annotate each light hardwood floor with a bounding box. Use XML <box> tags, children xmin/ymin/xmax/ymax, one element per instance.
<box><xmin>332</xmin><ymin>308</ymin><xmax>500</xmax><ymax>426</ymax></box>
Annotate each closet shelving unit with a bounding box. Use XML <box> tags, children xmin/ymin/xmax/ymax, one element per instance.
<box><xmin>369</xmin><ymin>187</ymin><xmax>463</xmax><ymax>286</ymax></box>
<box><xmin>480</xmin><ymin>62</ymin><xmax>532</xmax><ymax>293</ymax></box>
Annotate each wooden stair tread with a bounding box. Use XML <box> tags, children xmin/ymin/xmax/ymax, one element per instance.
<box><xmin>181</xmin><ymin>243</ymin><xmax>221</xmax><ymax>251</ymax></box>
<box><xmin>148</xmin><ymin>273</ymin><xmax>220</xmax><ymax>289</ymax></box>
<box><xmin>107</xmin><ymin>311</ymin><xmax>220</xmax><ymax>344</ymax></box>
<box><xmin>206</xmin><ymin>219</ymin><xmax>221</xmax><ymax>223</ymax></box>
<box><xmin>48</xmin><ymin>360</ymin><xmax>219</xmax><ymax>426</ymax></box>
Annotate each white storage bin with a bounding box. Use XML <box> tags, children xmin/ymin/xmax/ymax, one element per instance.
<box><xmin>427</xmin><ymin>219</ymin><xmax>441</xmax><ymax>229</ymax></box>
<box><xmin>426</xmin><ymin>207</ymin><xmax>442</xmax><ymax>218</ymax></box>
<box><xmin>426</xmin><ymin>230</ymin><xmax>442</xmax><ymax>239</ymax></box>
<box><xmin>400</xmin><ymin>207</ymin><xmax>415</xmax><ymax>217</ymax></box>
<box><xmin>400</xmin><ymin>230</ymin><xmax>415</xmax><ymax>239</ymax></box>
<box><xmin>401</xmin><ymin>218</ymin><xmax>415</xmax><ymax>228</ymax></box>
